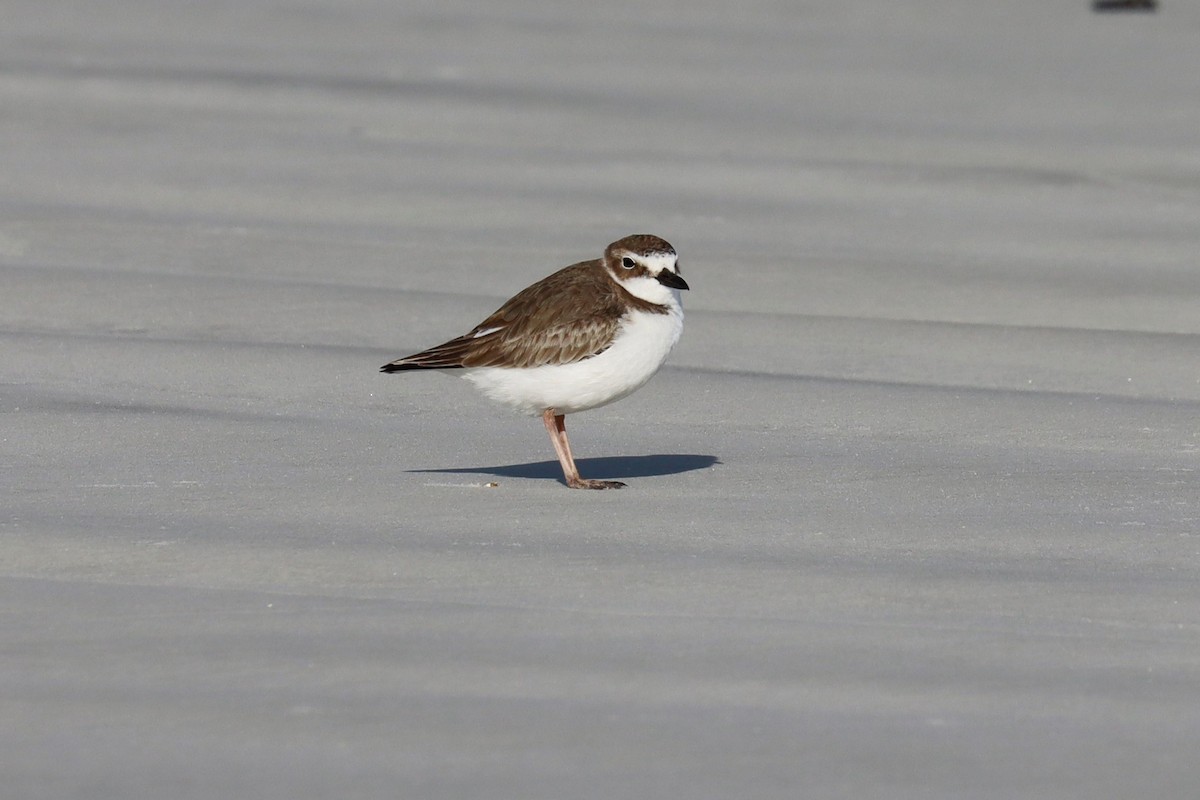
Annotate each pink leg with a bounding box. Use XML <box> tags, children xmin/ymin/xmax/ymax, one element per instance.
<box><xmin>541</xmin><ymin>409</ymin><xmax>625</xmax><ymax>490</ymax></box>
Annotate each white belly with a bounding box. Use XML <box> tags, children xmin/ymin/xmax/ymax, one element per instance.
<box><xmin>462</xmin><ymin>307</ymin><xmax>684</xmax><ymax>416</ymax></box>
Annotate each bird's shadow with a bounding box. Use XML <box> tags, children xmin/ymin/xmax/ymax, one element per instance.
<box><xmin>411</xmin><ymin>454</ymin><xmax>719</xmax><ymax>484</ymax></box>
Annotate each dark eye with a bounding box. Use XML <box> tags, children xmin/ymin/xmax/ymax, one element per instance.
<box><xmin>621</xmin><ymin>257</ymin><xmax>636</xmax><ymax>269</ymax></box>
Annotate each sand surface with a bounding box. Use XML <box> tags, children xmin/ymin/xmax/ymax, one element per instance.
<box><xmin>3</xmin><ymin>2</ymin><xmax>1200</xmax><ymax>798</ymax></box>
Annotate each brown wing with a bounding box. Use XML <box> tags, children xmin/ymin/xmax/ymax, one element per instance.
<box><xmin>380</xmin><ymin>261</ymin><xmax>626</xmax><ymax>372</ymax></box>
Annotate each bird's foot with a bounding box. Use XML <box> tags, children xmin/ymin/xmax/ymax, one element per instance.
<box><xmin>567</xmin><ymin>478</ymin><xmax>627</xmax><ymax>490</ymax></box>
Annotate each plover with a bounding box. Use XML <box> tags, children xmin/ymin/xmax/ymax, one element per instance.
<box><xmin>381</xmin><ymin>234</ymin><xmax>688</xmax><ymax>489</ymax></box>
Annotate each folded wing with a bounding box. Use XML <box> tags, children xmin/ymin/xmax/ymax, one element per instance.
<box><xmin>380</xmin><ymin>261</ymin><xmax>626</xmax><ymax>372</ymax></box>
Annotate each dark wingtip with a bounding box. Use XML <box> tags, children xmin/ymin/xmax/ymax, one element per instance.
<box><xmin>381</xmin><ymin>360</ymin><xmax>464</xmax><ymax>373</ymax></box>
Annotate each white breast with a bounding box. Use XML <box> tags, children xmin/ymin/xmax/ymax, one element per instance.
<box><xmin>463</xmin><ymin>303</ymin><xmax>684</xmax><ymax>416</ymax></box>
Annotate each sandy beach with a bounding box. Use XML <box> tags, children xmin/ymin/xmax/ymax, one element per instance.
<box><xmin>3</xmin><ymin>2</ymin><xmax>1199</xmax><ymax>797</ymax></box>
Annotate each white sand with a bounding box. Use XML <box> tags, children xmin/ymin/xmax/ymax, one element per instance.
<box><xmin>3</xmin><ymin>2</ymin><xmax>1200</xmax><ymax>798</ymax></box>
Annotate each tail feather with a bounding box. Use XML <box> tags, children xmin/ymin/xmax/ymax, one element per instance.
<box><xmin>380</xmin><ymin>361</ymin><xmax>451</xmax><ymax>373</ymax></box>
<box><xmin>380</xmin><ymin>337</ymin><xmax>473</xmax><ymax>373</ymax></box>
